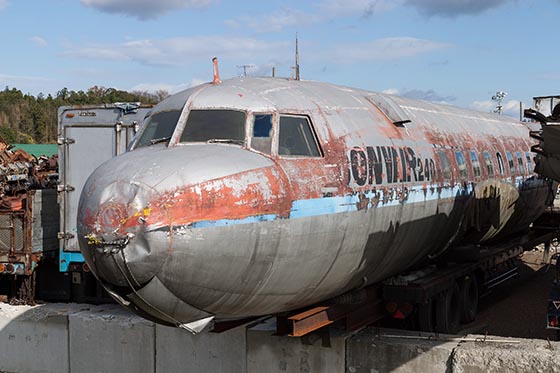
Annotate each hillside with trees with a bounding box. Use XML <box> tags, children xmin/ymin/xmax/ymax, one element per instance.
<box><xmin>0</xmin><ymin>86</ymin><xmax>169</xmax><ymax>144</ymax></box>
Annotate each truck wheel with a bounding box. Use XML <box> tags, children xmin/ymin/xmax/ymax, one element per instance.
<box><xmin>459</xmin><ymin>275</ymin><xmax>478</xmax><ymax>323</ymax></box>
<box><xmin>418</xmin><ymin>298</ymin><xmax>436</xmax><ymax>332</ymax></box>
<box><xmin>435</xmin><ymin>283</ymin><xmax>461</xmax><ymax>334</ymax></box>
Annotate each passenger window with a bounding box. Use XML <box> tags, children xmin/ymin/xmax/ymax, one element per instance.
<box><xmin>181</xmin><ymin>110</ymin><xmax>246</xmax><ymax>144</ymax></box>
<box><xmin>135</xmin><ymin>110</ymin><xmax>182</xmax><ymax>148</ymax></box>
<box><xmin>483</xmin><ymin>151</ymin><xmax>494</xmax><ymax>176</ymax></box>
<box><xmin>251</xmin><ymin>114</ymin><xmax>272</xmax><ymax>154</ymax></box>
<box><xmin>516</xmin><ymin>152</ymin><xmax>524</xmax><ymax>174</ymax></box>
<box><xmin>526</xmin><ymin>152</ymin><xmax>533</xmax><ymax>173</ymax></box>
<box><xmin>469</xmin><ymin>150</ymin><xmax>481</xmax><ymax>177</ymax></box>
<box><xmin>438</xmin><ymin>151</ymin><xmax>452</xmax><ymax>180</ymax></box>
<box><xmin>455</xmin><ymin>151</ymin><xmax>468</xmax><ymax>178</ymax></box>
<box><xmin>278</xmin><ymin>115</ymin><xmax>322</xmax><ymax>157</ymax></box>
<box><xmin>496</xmin><ymin>152</ymin><xmax>505</xmax><ymax>175</ymax></box>
<box><xmin>506</xmin><ymin>151</ymin><xmax>515</xmax><ymax>174</ymax></box>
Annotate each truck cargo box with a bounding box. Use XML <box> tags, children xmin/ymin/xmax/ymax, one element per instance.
<box><xmin>57</xmin><ymin>103</ymin><xmax>153</xmax><ymax>272</ymax></box>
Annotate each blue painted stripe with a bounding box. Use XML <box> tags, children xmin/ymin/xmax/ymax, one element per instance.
<box><xmin>184</xmin><ymin>177</ymin><xmax>537</xmax><ymax>227</ymax></box>
<box><xmin>191</xmin><ymin>214</ymin><xmax>278</xmax><ymax>228</ymax></box>
<box><xmin>289</xmin><ymin>195</ymin><xmax>358</xmax><ymax>218</ymax></box>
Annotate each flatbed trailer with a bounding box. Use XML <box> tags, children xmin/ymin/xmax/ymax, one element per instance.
<box><xmin>257</xmin><ymin>212</ymin><xmax>560</xmax><ymax>337</ymax></box>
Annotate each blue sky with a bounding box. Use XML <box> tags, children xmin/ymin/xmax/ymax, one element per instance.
<box><xmin>0</xmin><ymin>0</ymin><xmax>558</xmax><ymax>117</ymax></box>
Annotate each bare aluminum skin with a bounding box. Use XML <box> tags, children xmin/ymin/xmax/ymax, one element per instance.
<box><xmin>77</xmin><ymin>77</ymin><xmax>553</xmax><ymax>330</ymax></box>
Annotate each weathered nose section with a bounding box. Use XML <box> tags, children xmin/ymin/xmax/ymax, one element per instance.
<box><xmin>77</xmin><ymin>170</ymin><xmax>167</xmax><ymax>288</ymax></box>
<box><xmin>77</xmin><ymin>144</ymin><xmax>281</xmax><ymax>331</ymax></box>
<box><xmin>76</xmin><ymin>152</ymin><xmax>215</xmax><ymax>331</ymax></box>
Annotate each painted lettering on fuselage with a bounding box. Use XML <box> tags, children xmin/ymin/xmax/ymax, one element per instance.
<box><xmin>349</xmin><ymin>146</ymin><xmax>435</xmax><ymax>186</ymax></box>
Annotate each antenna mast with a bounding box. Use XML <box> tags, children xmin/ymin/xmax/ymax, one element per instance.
<box><xmin>236</xmin><ymin>64</ymin><xmax>254</xmax><ymax>77</ymax></box>
<box><xmin>295</xmin><ymin>32</ymin><xmax>300</xmax><ymax>81</ymax></box>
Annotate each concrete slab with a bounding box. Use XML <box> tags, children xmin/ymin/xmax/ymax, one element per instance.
<box><xmin>247</xmin><ymin>329</ymin><xmax>346</xmax><ymax>373</ymax></box>
<box><xmin>0</xmin><ymin>303</ymin><xmax>74</xmax><ymax>373</ymax></box>
<box><xmin>155</xmin><ymin>325</ymin><xmax>246</xmax><ymax>372</ymax></box>
<box><xmin>346</xmin><ymin>328</ymin><xmax>457</xmax><ymax>373</ymax></box>
<box><xmin>450</xmin><ymin>334</ymin><xmax>560</xmax><ymax>373</ymax></box>
<box><xmin>4</xmin><ymin>302</ymin><xmax>560</xmax><ymax>373</ymax></box>
<box><xmin>68</xmin><ymin>304</ymin><xmax>155</xmax><ymax>373</ymax></box>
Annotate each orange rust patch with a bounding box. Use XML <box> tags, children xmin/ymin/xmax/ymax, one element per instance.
<box><xmin>145</xmin><ymin>166</ymin><xmax>292</xmax><ymax>228</ymax></box>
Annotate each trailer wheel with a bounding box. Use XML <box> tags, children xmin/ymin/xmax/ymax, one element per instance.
<box><xmin>418</xmin><ymin>298</ymin><xmax>436</xmax><ymax>332</ymax></box>
<box><xmin>459</xmin><ymin>275</ymin><xmax>478</xmax><ymax>323</ymax></box>
<box><xmin>435</xmin><ymin>282</ymin><xmax>461</xmax><ymax>334</ymax></box>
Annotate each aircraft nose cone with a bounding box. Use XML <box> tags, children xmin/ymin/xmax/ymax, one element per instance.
<box><xmin>77</xmin><ymin>168</ymin><xmax>168</xmax><ymax>288</ymax></box>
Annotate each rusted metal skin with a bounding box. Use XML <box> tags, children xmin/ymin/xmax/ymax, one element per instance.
<box><xmin>78</xmin><ymin>77</ymin><xmax>553</xmax><ymax>330</ymax></box>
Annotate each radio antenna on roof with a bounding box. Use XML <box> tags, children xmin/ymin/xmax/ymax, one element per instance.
<box><xmin>295</xmin><ymin>32</ymin><xmax>300</xmax><ymax>81</ymax></box>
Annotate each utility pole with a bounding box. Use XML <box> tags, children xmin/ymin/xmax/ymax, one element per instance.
<box><xmin>492</xmin><ymin>91</ymin><xmax>507</xmax><ymax>115</ymax></box>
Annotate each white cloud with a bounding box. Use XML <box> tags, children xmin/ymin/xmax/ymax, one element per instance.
<box><xmin>226</xmin><ymin>8</ymin><xmax>319</xmax><ymax>33</ymax></box>
<box><xmin>130</xmin><ymin>79</ymin><xmax>205</xmax><ymax>94</ymax></box>
<box><xmin>29</xmin><ymin>36</ymin><xmax>48</xmax><ymax>47</ymax></box>
<box><xmin>63</xmin><ymin>36</ymin><xmax>290</xmax><ymax>67</ymax></box>
<box><xmin>470</xmin><ymin>99</ymin><xmax>523</xmax><ymax>118</ymax></box>
<box><xmin>319</xmin><ymin>0</ymin><xmax>396</xmax><ymax>18</ymax></box>
<box><xmin>382</xmin><ymin>88</ymin><xmax>399</xmax><ymax>95</ymax></box>
<box><xmin>470</xmin><ymin>100</ymin><xmax>495</xmax><ymax>112</ymax></box>
<box><xmin>81</xmin><ymin>0</ymin><xmax>213</xmax><ymax>20</ymax></box>
<box><xmin>0</xmin><ymin>74</ymin><xmax>54</xmax><ymax>95</ymax></box>
<box><xmin>400</xmin><ymin>88</ymin><xmax>456</xmax><ymax>103</ymax></box>
<box><xmin>381</xmin><ymin>88</ymin><xmax>455</xmax><ymax>103</ymax></box>
<box><xmin>0</xmin><ymin>74</ymin><xmax>51</xmax><ymax>82</ymax></box>
<box><xmin>226</xmin><ymin>0</ymin><xmax>396</xmax><ymax>32</ymax></box>
<box><xmin>404</xmin><ymin>0</ymin><xmax>510</xmax><ymax>18</ymax></box>
<box><xmin>0</xmin><ymin>0</ymin><xmax>7</xmax><ymax>10</ymax></box>
<box><xmin>329</xmin><ymin>37</ymin><xmax>451</xmax><ymax>62</ymax></box>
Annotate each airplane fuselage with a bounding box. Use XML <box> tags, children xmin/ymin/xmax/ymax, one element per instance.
<box><xmin>77</xmin><ymin>77</ymin><xmax>552</xmax><ymax>329</ymax></box>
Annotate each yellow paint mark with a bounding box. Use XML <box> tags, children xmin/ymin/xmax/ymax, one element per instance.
<box><xmin>86</xmin><ymin>233</ymin><xmax>101</xmax><ymax>246</ymax></box>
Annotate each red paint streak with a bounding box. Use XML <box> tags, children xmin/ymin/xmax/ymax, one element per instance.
<box><xmin>144</xmin><ymin>166</ymin><xmax>292</xmax><ymax>229</ymax></box>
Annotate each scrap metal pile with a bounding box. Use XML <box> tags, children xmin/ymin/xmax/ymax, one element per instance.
<box><xmin>0</xmin><ymin>136</ymin><xmax>57</xmax><ymax>299</ymax></box>
<box><xmin>0</xmin><ymin>140</ymin><xmax>57</xmax><ymax>205</ymax></box>
<box><xmin>525</xmin><ymin>96</ymin><xmax>560</xmax><ymax>182</ymax></box>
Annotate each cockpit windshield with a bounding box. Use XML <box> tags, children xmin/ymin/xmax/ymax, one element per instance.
<box><xmin>135</xmin><ymin>110</ymin><xmax>182</xmax><ymax>148</ymax></box>
<box><xmin>180</xmin><ymin>109</ymin><xmax>246</xmax><ymax>145</ymax></box>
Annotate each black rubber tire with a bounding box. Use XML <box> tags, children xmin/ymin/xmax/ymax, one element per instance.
<box><xmin>435</xmin><ymin>282</ymin><xmax>461</xmax><ymax>334</ymax></box>
<box><xmin>418</xmin><ymin>298</ymin><xmax>436</xmax><ymax>332</ymax></box>
<box><xmin>459</xmin><ymin>275</ymin><xmax>479</xmax><ymax>324</ymax></box>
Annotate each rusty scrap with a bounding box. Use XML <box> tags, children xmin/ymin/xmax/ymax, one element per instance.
<box><xmin>0</xmin><ymin>135</ymin><xmax>58</xmax><ymax>305</ymax></box>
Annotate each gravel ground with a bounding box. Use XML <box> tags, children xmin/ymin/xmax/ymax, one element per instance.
<box><xmin>468</xmin><ymin>247</ymin><xmax>560</xmax><ymax>340</ymax></box>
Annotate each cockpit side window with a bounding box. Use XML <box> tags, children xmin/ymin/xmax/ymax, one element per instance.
<box><xmin>251</xmin><ymin>114</ymin><xmax>273</xmax><ymax>154</ymax></box>
<box><xmin>278</xmin><ymin>115</ymin><xmax>322</xmax><ymax>157</ymax></box>
<box><xmin>180</xmin><ymin>109</ymin><xmax>246</xmax><ymax>144</ymax></box>
<box><xmin>135</xmin><ymin>110</ymin><xmax>182</xmax><ymax>148</ymax></box>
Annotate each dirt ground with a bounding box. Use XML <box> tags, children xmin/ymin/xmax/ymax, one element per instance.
<box><xmin>468</xmin><ymin>246</ymin><xmax>560</xmax><ymax>340</ymax></box>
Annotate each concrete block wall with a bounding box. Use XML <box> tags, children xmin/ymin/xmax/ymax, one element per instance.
<box><xmin>1</xmin><ymin>303</ymin><xmax>560</xmax><ymax>373</ymax></box>
<box><xmin>69</xmin><ymin>306</ymin><xmax>155</xmax><ymax>373</ymax></box>
<box><xmin>0</xmin><ymin>303</ymin><xmax>248</xmax><ymax>373</ymax></box>
<box><xmin>0</xmin><ymin>304</ymin><xmax>70</xmax><ymax>373</ymax></box>
<box><xmin>155</xmin><ymin>324</ymin><xmax>246</xmax><ymax>372</ymax></box>
<box><xmin>347</xmin><ymin>330</ymin><xmax>456</xmax><ymax>373</ymax></box>
<box><xmin>247</xmin><ymin>330</ymin><xmax>345</xmax><ymax>373</ymax></box>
